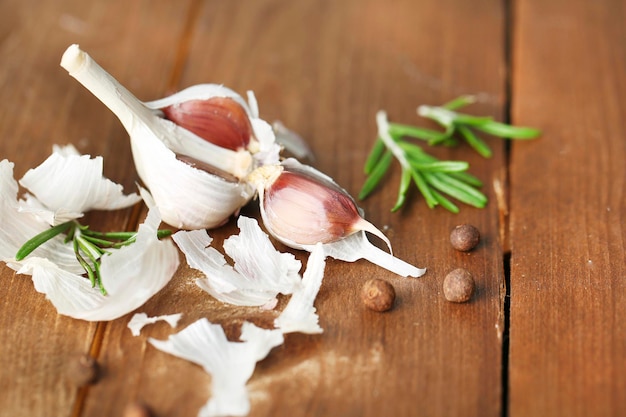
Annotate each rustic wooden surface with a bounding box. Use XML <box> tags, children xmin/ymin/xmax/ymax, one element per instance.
<box><xmin>509</xmin><ymin>1</ymin><xmax>626</xmax><ymax>416</ymax></box>
<box><xmin>0</xmin><ymin>1</ymin><xmax>622</xmax><ymax>417</ymax></box>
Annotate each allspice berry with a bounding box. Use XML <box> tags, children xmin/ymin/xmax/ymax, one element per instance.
<box><xmin>362</xmin><ymin>278</ymin><xmax>396</xmax><ymax>312</ymax></box>
<box><xmin>450</xmin><ymin>224</ymin><xmax>481</xmax><ymax>252</ymax></box>
<box><xmin>66</xmin><ymin>353</ymin><xmax>99</xmax><ymax>386</ymax></box>
<box><xmin>443</xmin><ymin>268</ymin><xmax>475</xmax><ymax>303</ymax></box>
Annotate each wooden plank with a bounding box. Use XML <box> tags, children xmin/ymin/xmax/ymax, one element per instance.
<box><xmin>0</xmin><ymin>0</ymin><xmax>192</xmax><ymax>416</ymax></box>
<box><xmin>83</xmin><ymin>1</ymin><xmax>509</xmax><ymax>416</ymax></box>
<box><xmin>509</xmin><ymin>0</ymin><xmax>626</xmax><ymax>416</ymax></box>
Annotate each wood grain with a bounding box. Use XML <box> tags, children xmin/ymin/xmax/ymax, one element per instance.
<box><xmin>81</xmin><ymin>1</ymin><xmax>508</xmax><ymax>416</ymax></box>
<box><xmin>0</xmin><ymin>1</ymin><xmax>191</xmax><ymax>416</ymax></box>
<box><xmin>509</xmin><ymin>0</ymin><xmax>626</xmax><ymax>416</ymax></box>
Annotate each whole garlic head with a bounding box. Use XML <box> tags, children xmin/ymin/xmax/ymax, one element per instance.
<box><xmin>60</xmin><ymin>44</ymin><xmax>270</xmax><ymax>229</ymax></box>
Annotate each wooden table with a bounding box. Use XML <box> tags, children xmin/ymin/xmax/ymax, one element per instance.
<box><xmin>0</xmin><ymin>1</ymin><xmax>624</xmax><ymax>416</ymax></box>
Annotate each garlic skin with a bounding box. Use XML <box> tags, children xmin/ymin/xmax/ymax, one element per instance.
<box><xmin>129</xmin><ymin>120</ymin><xmax>253</xmax><ymax>229</ymax></box>
<box><xmin>249</xmin><ymin>158</ymin><xmax>425</xmax><ymax>278</ymax></box>
<box><xmin>172</xmin><ymin>216</ymin><xmax>302</xmax><ymax>307</ymax></box>
<box><xmin>128</xmin><ymin>312</ymin><xmax>182</xmax><ymax>336</ymax></box>
<box><xmin>19</xmin><ymin>144</ymin><xmax>141</xmax><ymax>226</ymax></box>
<box><xmin>275</xmin><ymin>243</ymin><xmax>326</xmax><ymax>334</ymax></box>
<box><xmin>60</xmin><ymin>44</ymin><xmax>261</xmax><ymax>229</ymax></box>
<box><xmin>0</xmin><ymin>156</ymin><xmax>180</xmax><ymax>321</ymax></box>
<box><xmin>149</xmin><ymin>319</ymin><xmax>284</xmax><ymax>417</ymax></box>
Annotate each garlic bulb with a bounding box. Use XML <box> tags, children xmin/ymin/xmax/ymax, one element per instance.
<box><xmin>248</xmin><ymin>158</ymin><xmax>425</xmax><ymax>277</ymax></box>
<box><xmin>60</xmin><ymin>44</ymin><xmax>269</xmax><ymax>229</ymax></box>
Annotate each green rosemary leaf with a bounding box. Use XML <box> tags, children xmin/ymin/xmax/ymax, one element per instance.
<box><xmin>442</xmin><ymin>95</ymin><xmax>476</xmax><ymax>111</ymax></box>
<box><xmin>448</xmin><ymin>171</ymin><xmax>483</xmax><ymax>187</ymax></box>
<box><xmin>388</xmin><ymin>123</ymin><xmax>448</xmax><ymax>142</ymax></box>
<box><xmin>410</xmin><ymin>160</ymin><xmax>469</xmax><ymax>173</ymax></box>
<box><xmin>83</xmin><ymin>229</ymin><xmax>137</xmax><ymax>240</ymax></box>
<box><xmin>157</xmin><ymin>229</ymin><xmax>173</xmax><ymax>239</ymax></box>
<box><xmin>473</xmin><ymin>120</ymin><xmax>541</xmax><ymax>139</ymax></box>
<box><xmin>423</xmin><ymin>172</ymin><xmax>487</xmax><ymax>208</ymax></box>
<box><xmin>359</xmin><ymin>150</ymin><xmax>393</xmax><ymax>200</ymax></box>
<box><xmin>450</xmin><ymin>113</ymin><xmax>494</xmax><ymax>126</ymax></box>
<box><xmin>410</xmin><ymin>170</ymin><xmax>438</xmax><ymax>209</ymax></box>
<box><xmin>457</xmin><ymin>125</ymin><xmax>493</xmax><ymax>158</ymax></box>
<box><xmin>364</xmin><ymin>138</ymin><xmax>386</xmax><ymax>174</ymax></box>
<box><xmin>15</xmin><ymin>221</ymin><xmax>73</xmax><ymax>261</ymax></box>
<box><xmin>397</xmin><ymin>141</ymin><xmax>428</xmax><ymax>159</ymax></box>
<box><xmin>427</xmin><ymin>125</ymin><xmax>456</xmax><ymax>146</ymax></box>
<box><xmin>111</xmin><ymin>238</ymin><xmax>136</xmax><ymax>249</ymax></box>
<box><xmin>74</xmin><ymin>238</ymin><xmax>96</xmax><ymax>288</ymax></box>
<box><xmin>391</xmin><ymin>168</ymin><xmax>412</xmax><ymax>212</ymax></box>
<box><xmin>93</xmin><ymin>261</ymin><xmax>107</xmax><ymax>295</ymax></box>
<box><xmin>430</xmin><ymin>189</ymin><xmax>460</xmax><ymax>213</ymax></box>
<box><xmin>436</xmin><ymin>172</ymin><xmax>488</xmax><ymax>206</ymax></box>
<box><xmin>76</xmin><ymin>235</ymin><xmax>104</xmax><ymax>261</ymax></box>
<box><xmin>81</xmin><ymin>235</ymin><xmax>118</xmax><ymax>248</ymax></box>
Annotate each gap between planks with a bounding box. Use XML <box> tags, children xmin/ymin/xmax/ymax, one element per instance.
<box><xmin>500</xmin><ymin>0</ymin><xmax>515</xmax><ymax>416</ymax></box>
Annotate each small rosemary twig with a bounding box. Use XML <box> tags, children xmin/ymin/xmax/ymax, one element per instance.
<box><xmin>360</xmin><ymin>96</ymin><xmax>540</xmax><ymax>213</ymax></box>
<box><xmin>15</xmin><ymin>220</ymin><xmax>172</xmax><ymax>294</ymax></box>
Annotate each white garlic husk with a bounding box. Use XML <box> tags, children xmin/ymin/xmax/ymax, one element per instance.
<box><xmin>248</xmin><ymin>158</ymin><xmax>425</xmax><ymax>277</ymax></box>
<box><xmin>60</xmin><ymin>44</ymin><xmax>274</xmax><ymax>229</ymax></box>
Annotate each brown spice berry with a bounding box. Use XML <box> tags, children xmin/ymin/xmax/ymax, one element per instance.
<box><xmin>450</xmin><ymin>224</ymin><xmax>481</xmax><ymax>252</ymax></box>
<box><xmin>362</xmin><ymin>278</ymin><xmax>396</xmax><ymax>312</ymax></box>
<box><xmin>66</xmin><ymin>353</ymin><xmax>99</xmax><ymax>386</ymax></box>
<box><xmin>443</xmin><ymin>268</ymin><xmax>475</xmax><ymax>303</ymax></box>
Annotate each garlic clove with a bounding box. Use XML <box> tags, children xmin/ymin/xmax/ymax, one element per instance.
<box><xmin>144</xmin><ymin>84</ymin><xmax>279</xmax><ymax>159</ymax></box>
<box><xmin>248</xmin><ymin>158</ymin><xmax>426</xmax><ymax>277</ymax></box>
<box><xmin>248</xmin><ymin>159</ymin><xmax>391</xmax><ymax>250</ymax></box>
<box><xmin>160</xmin><ymin>97</ymin><xmax>255</xmax><ymax>151</ymax></box>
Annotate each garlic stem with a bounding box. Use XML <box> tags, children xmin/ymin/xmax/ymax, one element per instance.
<box><xmin>61</xmin><ymin>44</ymin><xmax>252</xmax><ymax>179</ymax></box>
<box><xmin>352</xmin><ymin>217</ymin><xmax>393</xmax><ymax>255</ymax></box>
<box><xmin>61</xmin><ymin>44</ymin><xmax>153</xmax><ymax>131</ymax></box>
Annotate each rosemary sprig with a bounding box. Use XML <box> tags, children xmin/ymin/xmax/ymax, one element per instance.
<box><xmin>360</xmin><ymin>97</ymin><xmax>540</xmax><ymax>213</ymax></box>
<box><xmin>15</xmin><ymin>221</ymin><xmax>172</xmax><ymax>295</ymax></box>
<box><xmin>409</xmin><ymin>95</ymin><xmax>539</xmax><ymax>158</ymax></box>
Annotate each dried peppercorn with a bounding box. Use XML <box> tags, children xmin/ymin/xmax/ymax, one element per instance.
<box><xmin>443</xmin><ymin>268</ymin><xmax>475</xmax><ymax>303</ymax></box>
<box><xmin>362</xmin><ymin>278</ymin><xmax>396</xmax><ymax>312</ymax></box>
<box><xmin>450</xmin><ymin>224</ymin><xmax>481</xmax><ymax>252</ymax></box>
